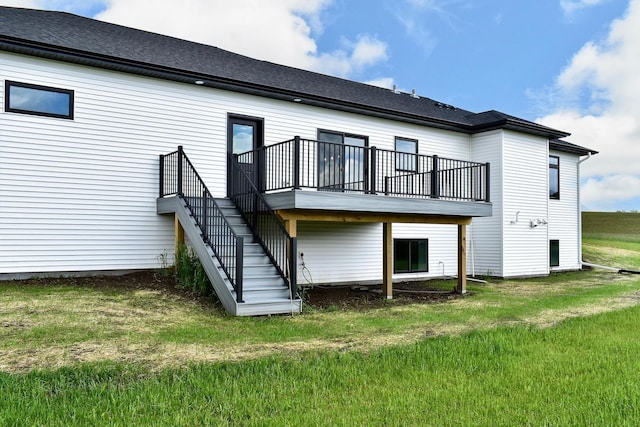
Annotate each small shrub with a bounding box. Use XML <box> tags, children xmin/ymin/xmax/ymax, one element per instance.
<box><xmin>174</xmin><ymin>244</ymin><xmax>212</xmax><ymax>296</ymax></box>
<box><xmin>154</xmin><ymin>251</ymin><xmax>173</xmax><ymax>281</ymax></box>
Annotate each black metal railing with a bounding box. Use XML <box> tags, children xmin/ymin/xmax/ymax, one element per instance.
<box><xmin>160</xmin><ymin>146</ymin><xmax>244</xmax><ymax>303</ymax></box>
<box><xmin>228</xmin><ymin>153</ymin><xmax>298</xmax><ymax>299</ymax></box>
<box><xmin>239</xmin><ymin>137</ymin><xmax>490</xmax><ymax>202</ymax></box>
<box><xmin>376</xmin><ymin>150</ymin><xmax>490</xmax><ymax>201</ymax></box>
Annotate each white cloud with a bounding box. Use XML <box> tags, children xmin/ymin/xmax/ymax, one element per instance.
<box><xmin>581</xmin><ymin>175</ymin><xmax>640</xmax><ymax>210</ymax></box>
<box><xmin>0</xmin><ymin>0</ymin><xmax>390</xmax><ymax>80</ymax></box>
<box><xmin>394</xmin><ymin>0</ymin><xmax>453</xmax><ymax>55</ymax></box>
<box><xmin>0</xmin><ymin>0</ymin><xmax>38</xmax><ymax>7</ymax></box>
<box><xmin>395</xmin><ymin>15</ymin><xmax>438</xmax><ymax>55</ymax></box>
<box><xmin>560</xmin><ymin>0</ymin><xmax>607</xmax><ymax>14</ymax></box>
<box><xmin>350</xmin><ymin>36</ymin><xmax>388</xmax><ymax>68</ymax></box>
<box><xmin>88</xmin><ymin>0</ymin><xmax>387</xmax><ymax>79</ymax></box>
<box><xmin>537</xmin><ymin>0</ymin><xmax>640</xmax><ymax>211</ymax></box>
<box><xmin>364</xmin><ymin>77</ymin><xmax>395</xmax><ymax>89</ymax></box>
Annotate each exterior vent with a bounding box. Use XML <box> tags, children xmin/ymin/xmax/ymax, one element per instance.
<box><xmin>434</xmin><ymin>102</ymin><xmax>457</xmax><ymax>110</ymax></box>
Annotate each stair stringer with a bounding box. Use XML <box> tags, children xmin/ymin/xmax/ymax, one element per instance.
<box><xmin>157</xmin><ymin>196</ymin><xmax>239</xmax><ymax>315</ymax></box>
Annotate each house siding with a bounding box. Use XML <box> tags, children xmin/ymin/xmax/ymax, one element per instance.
<box><xmin>469</xmin><ymin>130</ymin><xmax>504</xmax><ymax>276</ymax></box>
<box><xmin>392</xmin><ymin>223</ymin><xmax>459</xmax><ymax>279</ymax></box>
<box><xmin>390</xmin><ymin>130</ymin><xmax>470</xmax><ymax>281</ymax></box>
<box><xmin>296</xmin><ymin>222</ymin><xmax>382</xmax><ymax>285</ymax></box>
<box><xmin>295</xmin><ymin>222</ymin><xmax>464</xmax><ymax>285</ymax></box>
<box><xmin>548</xmin><ymin>150</ymin><xmax>581</xmax><ymax>271</ymax></box>
<box><xmin>502</xmin><ymin>130</ymin><xmax>549</xmax><ymax>277</ymax></box>
<box><xmin>1</xmin><ymin>52</ymin><xmax>472</xmax><ymax>277</ymax></box>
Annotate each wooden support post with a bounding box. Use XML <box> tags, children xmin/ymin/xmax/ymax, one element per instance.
<box><xmin>383</xmin><ymin>222</ymin><xmax>393</xmax><ymax>299</ymax></box>
<box><xmin>285</xmin><ymin>219</ymin><xmax>298</xmax><ymax>280</ymax></box>
<box><xmin>457</xmin><ymin>223</ymin><xmax>467</xmax><ymax>294</ymax></box>
<box><xmin>284</xmin><ymin>219</ymin><xmax>297</xmax><ymax>238</ymax></box>
<box><xmin>174</xmin><ymin>213</ymin><xmax>184</xmax><ymax>255</ymax></box>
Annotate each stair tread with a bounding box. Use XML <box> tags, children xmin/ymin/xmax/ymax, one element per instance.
<box><xmin>169</xmin><ymin>195</ymin><xmax>300</xmax><ymax>315</ymax></box>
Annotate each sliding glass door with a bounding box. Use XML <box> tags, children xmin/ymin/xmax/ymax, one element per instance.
<box><xmin>318</xmin><ymin>130</ymin><xmax>367</xmax><ymax>191</ymax></box>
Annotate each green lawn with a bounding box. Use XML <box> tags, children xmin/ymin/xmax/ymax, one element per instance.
<box><xmin>0</xmin><ymin>212</ymin><xmax>639</xmax><ymax>425</ymax></box>
<box><xmin>2</xmin><ymin>305</ymin><xmax>640</xmax><ymax>426</ymax></box>
<box><xmin>583</xmin><ymin>211</ymin><xmax>640</xmax><ymax>270</ymax></box>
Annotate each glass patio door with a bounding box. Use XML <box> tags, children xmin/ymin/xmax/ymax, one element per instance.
<box><xmin>317</xmin><ymin>130</ymin><xmax>367</xmax><ymax>191</ymax></box>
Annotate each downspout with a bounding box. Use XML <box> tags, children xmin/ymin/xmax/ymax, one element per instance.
<box><xmin>578</xmin><ymin>152</ymin><xmax>593</xmax><ymax>267</ymax></box>
<box><xmin>468</xmin><ymin>134</ymin><xmax>476</xmax><ymax>277</ymax></box>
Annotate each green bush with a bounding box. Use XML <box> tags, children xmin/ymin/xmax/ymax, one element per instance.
<box><xmin>174</xmin><ymin>244</ymin><xmax>212</xmax><ymax>296</ymax></box>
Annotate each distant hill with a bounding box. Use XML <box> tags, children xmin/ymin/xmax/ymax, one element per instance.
<box><xmin>582</xmin><ymin>211</ymin><xmax>640</xmax><ymax>238</ymax></box>
<box><xmin>582</xmin><ymin>211</ymin><xmax>640</xmax><ymax>270</ymax></box>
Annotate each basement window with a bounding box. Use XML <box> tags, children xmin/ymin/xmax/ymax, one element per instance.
<box><xmin>394</xmin><ymin>239</ymin><xmax>428</xmax><ymax>273</ymax></box>
<box><xmin>550</xmin><ymin>240</ymin><xmax>560</xmax><ymax>267</ymax></box>
<box><xmin>5</xmin><ymin>80</ymin><xmax>74</xmax><ymax>119</ymax></box>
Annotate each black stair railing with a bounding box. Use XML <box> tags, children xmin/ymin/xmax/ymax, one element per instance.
<box><xmin>228</xmin><ymin>153</ymin><xmax>298</xmax><ymax>299</ymax></box>
<box><xmin>159</xmin><ymin>146</ymin><xmax>244</xmax><ymax>303</ymax></box>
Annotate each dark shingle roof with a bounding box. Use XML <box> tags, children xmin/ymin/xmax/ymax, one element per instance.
<box><xmin>550</xmin><ymin>139</ymin><xmax>597</xmax><ymax>156</ymax></box>
<box><xmin>0</xmin><ymin>5</ymin><xmax>593</xmax><ymax>153</ymax></box>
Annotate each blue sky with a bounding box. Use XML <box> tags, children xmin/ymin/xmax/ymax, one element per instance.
<box><xmin>4</xmin><ymin>0</ymin><xmax>639</xmax><ymax>211</ymax></box>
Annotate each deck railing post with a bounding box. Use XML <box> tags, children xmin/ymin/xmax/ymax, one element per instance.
<box><xmin>370</xmin><ymin>146</ymin><xmax>377</xmax><ymax>194</ymax></box>
<box><xmin>202</xmin><ymin>190</ymin><xmax>208</xmax><ymax>241</ymax></box>
<box><xmin>236</xmin><ymin>236</ymin><xmax>244</xmax><ymax>303</ymax></box>
<box><xmin>289</xmin><ymin>237</ymin><xmax>298</xmax><ymax>299</ymax></box>
<box><xmin>177</xmin><ymin>145</ymin><xmax>183</xmax><ymax>196</ymax></box>
<box><xmin>293</xmin><ymin>136</ymin><xmax>301</xmax><ymax>190</ymax></box>
<box><xmin>485</xmin><ymin>162</ymin><xmax>491</xmax><ymax>202</ymax></box>
<box><xmin>159</xmin><ymin>154</ymin><xmax>164</xmax><ymax>197</ymax></box>
<box><xmin>431</xmin><ymin>155</ymin><xmax>440</xmax><ymax>199</ymax></box>
<box><xmin>257</xmin><ymin>146</ymin><xmax>266</xmax><ymax>193</ymax></box>
<box><xmin>253</xmin><ymin>193</ymin><xmax>259</xmax><ymax>232</ymax></box>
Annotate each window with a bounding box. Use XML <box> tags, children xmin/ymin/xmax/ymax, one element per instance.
<box><xmin>549</xmin><ymin>156</ymin><xmax>559</xmax><ymax>199</ymax></box>
<box><xmin>317</xmin><ymin>129</ymin><xmax>368</xmax><ymax>191</ymax></box>
<box><xmin>550</xmin><ymin>240</ymin><xmax>560</xmax><ymax>267</ymax></box>
<box><xmin>5</xmin><ymin>81</ymin><xmax>74</xmax><ymax>119</ymax></box>
<box><xmin>394</xmin><ymin>239</ymin><xmax>428</xmax><ymax>273</ymax></box>
<box><xmin>395</xmin><ymin>137</ymin><xmax>418</xmax><ymax>172</ymax></box>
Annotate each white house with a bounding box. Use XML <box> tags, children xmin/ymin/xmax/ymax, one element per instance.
<box><xmin>0</xmin><ymin>7</ymin><xmax>595</xmax><ymax>315</ymax></box>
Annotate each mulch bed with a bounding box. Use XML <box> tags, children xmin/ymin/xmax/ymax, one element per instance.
<box><xmin>4</xmin><ymin>271</ymin><xmax>467</xmax><ymax>311</ymax></box>
<box><xmin>303</xmin><ymin>282</ymin><xmax>464</xmax><ymax>310</ymax></box>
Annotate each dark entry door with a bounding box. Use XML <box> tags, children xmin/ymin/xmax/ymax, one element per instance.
<box><xmin>227</xmin><ymin>115</ymin><xmax>263</xmax><ymax>195</ymax></box>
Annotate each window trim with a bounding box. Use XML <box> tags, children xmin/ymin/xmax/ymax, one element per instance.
<box><xmin>5</xmin><ymin>80</ymin><xmax>74</xmax><ymax>120</ymax></box>
<box><xmin>549</xmin><ymin>155</ymin><xmax>560</xmax><ymax>200</ymax></box>
<box><xmin>317</xmin><ymin>129</ymin><xmax>369</xmax><ymax>146</ymax></box>
<box><xmin>393</xmin><ymin>238</ymin><xmax>429</xmax><ymax>274</ymax></box>
<box><xmin>395</xmin><ymin>136</ymin><xmax>418</xmax><ymax>173</ymax></box>
<box><xmin>550</xmin><ymin>240</ymin><xmax>560</xmax><ymax>268</ymax></box>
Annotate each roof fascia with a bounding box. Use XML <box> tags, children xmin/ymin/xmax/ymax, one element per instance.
<box><xmin>469</xmin><ymin>119</ymin><xmax>570</xmax><ymax>140</ymax></box>
<box><xmin>1</xmin><ymin>36</ymin><xmax>569</xmax><ymax>139</ymax></box>
<box><xmin>549</xmin><ymin>140</ymin><xmax>597</xmax><ymax>156</ymax></box>
<box><xmin>1</xmin><ymin>38</ymin><xmax>478</xmax><ymax>133</ymax></box>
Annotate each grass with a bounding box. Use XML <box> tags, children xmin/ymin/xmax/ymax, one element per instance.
<box><xmin>2</xmin><ymin>270</ymin><xmax>638</xmax><ymax>373</ymax></box>
<box><xmin>2</xmin><ymin>307</ymin><xmax>640</xmax><ymax>426</ymax></box>
<box><xmin>583</xmin><ymin>211</ymin><xmax>640</xmax><ymax>270</ymax></box>
<box><xmin>0</xmin><ymin>211</ymin><xmax>639</xmax><ymax>425</ymax></box>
